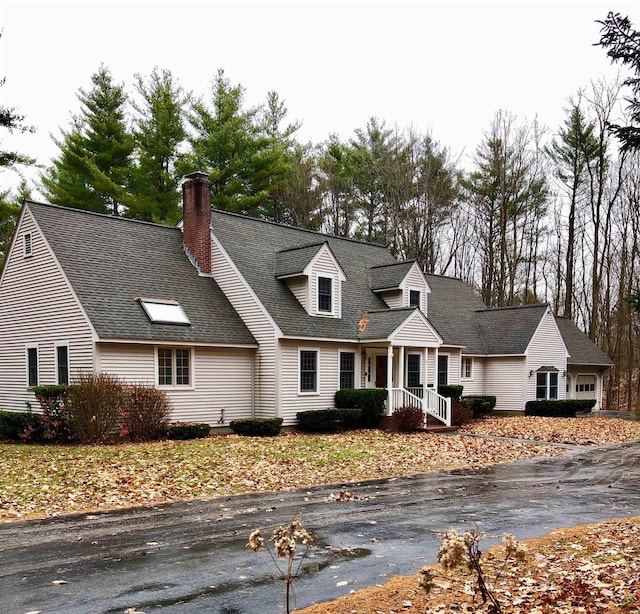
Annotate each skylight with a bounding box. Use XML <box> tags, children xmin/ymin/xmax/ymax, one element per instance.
<box><xmin>138</xmin><ymin>298</ymin><xmax>191</xmax><ymax>325</ymax></box>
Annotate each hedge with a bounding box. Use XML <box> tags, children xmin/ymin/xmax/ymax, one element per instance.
<box><xmin>438</xmin><ymin>384</ymin><xmax>464</xmax><ymax>401</ymax></box>
<box><xmin>334</xmin><ymin>388</ymin><xmax>387</xmax><ymax>428</ymax></box>
<box><xmin>524</xmin><ymin>399</ymin><xmax>597</xmax><ymax>418</ymax></box>
<box><xmin>462</xmin><ymin>395</ymin><xmax>497</xmax><ymax>418</ymax></box>
<box><xmin>296</xmin><ymin>408</ymin><xmax>363</xmax><ymax>433</ymax></box>
<box><xmin>0</xmin><ymin>411</ymin><xmax>43</xmax><ymax>441</ymax></box>
<box><xmin>229</xmin><ymin>417</ymin><xmax>283</xmax><ymax>437</ymax></box>
<box><xmin>166</xmin><ymin>422</ymin><xmax>211</xmax><ymax>440</ymax></box>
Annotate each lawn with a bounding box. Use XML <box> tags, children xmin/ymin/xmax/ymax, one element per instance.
<box><xmin>0</xmin><ymin>416</ymin><xmax>638</xmax><ymax>522</ymax></box>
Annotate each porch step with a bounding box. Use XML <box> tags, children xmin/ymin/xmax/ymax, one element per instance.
<box><xmin>421</xmin><ymin>424</ymin><xmax>459</xmax><ymax>434</ymax></box>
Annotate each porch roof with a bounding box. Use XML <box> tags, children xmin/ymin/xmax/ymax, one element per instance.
<box><xmin>359</xmin><ymin>307</ymin><xmax>442</xmax><ymax>345</ymax></box>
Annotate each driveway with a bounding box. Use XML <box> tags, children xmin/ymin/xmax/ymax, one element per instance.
<box><xmin>1</xmin><ymin>440</ymin><xmax>639</xmax><ymax>613</ymax></box>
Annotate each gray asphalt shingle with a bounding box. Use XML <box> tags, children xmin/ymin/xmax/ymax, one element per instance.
<box><xmin>555</xmin><ymin>316</ymin><xmax>613</xmax><ymax>366</ymax></box>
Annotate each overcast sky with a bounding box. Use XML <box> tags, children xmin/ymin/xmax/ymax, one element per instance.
<box><xmin>1</xmin><ymin>0</ymin><xmax>638</xmax><ymax>197</ymax></box>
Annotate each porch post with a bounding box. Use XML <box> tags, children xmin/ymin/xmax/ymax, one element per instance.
<box><xmin>387</xmin><ymin>345</ymin><xmax>394</xmax><ymax>415</ymax></box>
<box><xmin>434</xmin><ymin>347</ymin><xmax>439</xmax><ymax>387</ymax></box>
<box><xmin>596</xmin><ymin>372</ymin><xmax>603</xmax><ymax>410</ymax></box>
<box><xmin>398</xmin><ymin>346</ymin><xmax>405</xmax><ymax>390</ymax></box>
<box><xmin>423</xmin><ymin>348</ymin><xmax>428</xmax><ymax>389</ymax></box>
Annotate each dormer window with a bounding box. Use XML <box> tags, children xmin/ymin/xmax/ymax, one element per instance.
<box><xmin>318</xmin><ymin>276</ymin><xmax>333</xmax><ymax>313</ymax></box>
<box><xmin>409</xmin><ymin>289</ymin><xmax>421</xmax><ymax>308</ymax></box>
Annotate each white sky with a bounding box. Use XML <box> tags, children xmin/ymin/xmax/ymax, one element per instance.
<box><xmin>1</xmin><ymin>0</ymin><xmax>638</xmax><ymax>197</ymax></box>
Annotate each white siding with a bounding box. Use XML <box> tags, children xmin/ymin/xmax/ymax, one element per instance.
<box><xmin>447</xmin><ymin>348</ymin><xmax>462</xmax><ymax>385</ymax></box>
<box><xmin>485</xmin><ymin>357</ymin><xmax>526</xmax><ymax>412</ymax></box>
<box><xmin>460</xmin><ymin>357</ymin><xmax>485</xmax><ymax>396</ymax></box>
<box><xmin>287</xmin><ymin>277</ymin><xmax>307</xmax><ymax>311</ymax></box>
<box><xmin>0</xmin><ymin>208</ymin><xmax>95</xmax><ymax>412</ymax></box>
<box><xmin>211</xmin><ymin>234</ymin><xmax>278</xmax><ymax>418</ymax></box>
<box><xmin>525</xmin><ymin>309</ymin><xmax>568</xmax><ymax>401</ymax></box>
<box><xmin>279</xmin><ymin>340</ymin><xmax>341</xmax><ymax>425</ymax></box>
<box><xmin>392</xmin><ymin>312</ymin><xmax>440</xmax><ymax>346</ymax></box>
<box><xmin>309</xmin><ymin>248</ymin><xmax>342</xmax><ymax>317</ymax></box>
<box><xmin>98</xmin><ymin>343</ymin><xmax>254</xmax><ymax>424</ymax></box>
<box><xmin>401</xmin><ymin>264</ymin><xmax>428</xmax><ymax>313</ymax></box>
<box><xmin>380</xmin><ymin>290</ymin><xmax>402</xmax><ymax>309</ymax></box>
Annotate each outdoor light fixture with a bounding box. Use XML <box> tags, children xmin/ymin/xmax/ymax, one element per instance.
<box><xmin>529</xmin><ymin>370</ymin><xmax>534</xmax><ymax>377</ymax></box>
<box><xmin>361</xmin><ymin>350</ymin><xmax>367</xmax><ymax>360</ymax></box>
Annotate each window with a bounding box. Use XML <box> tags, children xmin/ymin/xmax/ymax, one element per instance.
<box><xmin>27</xmin><ymin>346</ymin><xmax>38</xmax><ymax>387</ymax></box>
<box><xmin>299</xmin><ymin>350</ymin><xmax>318</xmax><ymax>393</ymax></box>
<box><xmin>409</xmin><ymin>289</ymin><xmax>421</xmax><ymax>308</ymax></box>
<box><xmin>461</xmin><ymin>357</ymin><xmax>472</xmax><ymax>379</ymax></box>
<box><xmin>139</xmin><ymin>298</ymin><xmax>190</xmax><ymax>325</ymax></box>
<box><xmin>339</xmin><ymin>351</ymin><xmax>355</xmax><ymax>389</ymax></box>
<box><xmin>536</xmin><ymin>371</ymin><xmax>558</xmax><ymax>400</ymax></box>
<box><xmin>158</xmin><ymin>347</ymin><xmax>191</xmax><ymax>387</ymax></box>
<box><xmin>317</xmin><ymin>277</ymin><xmax>332</xmax><ymax>313</ymax></box>
<box><xmin>24</xmin><ymin>233</ymin><xmax>32</xmax><ymax>257</ymax></box>
<box><xmin>56</xmin><ymin>345</ymin><xmax>69</xmax><ymax>385</ymax></box>
<box><xmin>407</xmin><ymin>354</ymin><xmax>421</xmax><ymax>388</ymax></box>
<box><xmin>437</xmin><ymin>355</ymin><xmax>449</xmax><ymax>386</ymax></box>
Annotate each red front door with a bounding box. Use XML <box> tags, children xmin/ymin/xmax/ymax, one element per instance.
<box><xmin>375</xmin><ymin>355</ymin><xmax>388</xmax><ymax>388</ymax></box>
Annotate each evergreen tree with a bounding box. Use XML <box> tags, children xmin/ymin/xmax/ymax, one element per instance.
<box><xmin>128</xmin><ymin>68</ymin><xmax>187</xmax><ymax>223</ymax></box>
<box><xmin>596</xmin><ymin>12</ymin><xmax>640</xmax><ymax>151</ymax></box>
<box><xmin>42</xmin><ymin>65</ymin><xmax>134</xmax><ymax>215</ymax></box>
<box><xmin>0</xmin><ymin>182</ymin><xmax>30</xmax><ymax>269</ymax></box>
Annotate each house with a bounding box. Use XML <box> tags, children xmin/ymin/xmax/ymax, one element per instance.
<box><xmin>0</xmin><ymin>172</ymin><xmax>612</xmax><ymax>427</ymax></box>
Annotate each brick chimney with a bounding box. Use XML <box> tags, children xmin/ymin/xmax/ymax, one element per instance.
<box><xmin>182</xmin><ymin>171</ymin><xmax>212</xmax><ymax>275</ymax></box>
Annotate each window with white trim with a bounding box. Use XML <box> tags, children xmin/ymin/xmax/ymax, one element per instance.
<box><xmin>536</xmin><ymin>371</ymin><xmax>558</xmax><ymax>400</ymax></box>
<box><xmin>339</xmin><ymin>351</ymin><xmax>355</xmax><ymax>389</ymax></box>
<box><xmin>299</xmin><ymin>349</ymin><xmax>318</xmax><ymax>393</ymax></box>
<box><xmin>317</xmin><ymin>277</ymin><xmax>333</xmax><ymax>313</ymax></box>
<box><xmin>56</xmin><ymin>344</ymin><xmax>69</xmax><ymax>385</ymax></box>
<box><xmin>461</xmin><ymin>357</ymin><xmax>473</xmax><ymax>379</ymax></box>
<box><xmin>23</xmin><ymin>233</ymin><xmax>32</xmax><ymax>257</ymax></box>
<box><xmin>157</xmin><ymin>347</ymin><xmax>191</xmax><ymax>387</ymax></box>
<box><xmin>407</xmin><ymin>354</ymin><xmax>421</xmax><ymax>388</ymax></box>
<box><xmin>409</xmin><ymin>289</ymin><xmax>421</xmax><ymax>308</ymax></box>
<box><xmin>26</xmin><ymin>345</ymin><xmax>38</xmax><ymax>387</ymax></box>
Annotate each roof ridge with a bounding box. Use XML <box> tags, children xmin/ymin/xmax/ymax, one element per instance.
<box><xmin>367</xmin><ymin>306</ymin><xmax>416</xmax><ymax>314</ymax></box>
<box><xmin>369</xmin><ymin>260</ymin><xmax>415</xmax><ymax>270</ymax></box>
<box><xmin>210</xmin><ymin>208</ymin><xmax>390</xmax><ymax>250</ymax></box>
<box><xmin>26</xmin><ymin>200</ymin><xmax>179</xmax><ymax>232</ymax></box>
<box><xmin>277</xmin><ymin>241</ymin><xmax>326</xmax><ymax>254</ymax></box>
<box><xmin>476</xmin><ymin>303</ymin><xmax>548</xmax><ymax>313</ymax></box>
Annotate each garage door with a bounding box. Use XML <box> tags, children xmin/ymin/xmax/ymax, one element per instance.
<box><xmin>575</xmin><ymin>375</ymin><xmax>596</xmax><ymax>399</ymax></box>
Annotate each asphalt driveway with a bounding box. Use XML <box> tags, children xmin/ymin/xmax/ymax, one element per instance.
<box><xmin>1</xmin><ymin>440</ymin><xmax>639</xmax><ymax>613</ymax></box>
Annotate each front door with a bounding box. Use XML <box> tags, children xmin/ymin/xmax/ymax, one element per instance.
<box><xmin>375</xmin><ymin>355</ymin><xmax>388</xmax><ymax>388</ymax></box>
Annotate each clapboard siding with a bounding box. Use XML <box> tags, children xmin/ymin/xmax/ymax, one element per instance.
<box><xmin>310</xmin><ymin>248</ymin><xmax>343</xmax><ymax>317</ymax></box>
<box><xmin>392</xmin><ymin>313</ymin><xmax>440</xmax><ymax>346</ymax></box>
<box><xmin>287</xmin><ymin>277</ymin><xmax>307</xmax><ymax>311</ymax></box>
<box><xmin>380</xmin><ymin>290</ymin><xmax>402</xmax><ymax>309</ymax></box>
<box><xmin>0</xmin><ymin>208</ymin><xmax>94</xmax><ymax>412</ymax></box>
<box><xmin>211</xmin><ymin>234</ymin><xmax>278</xmax><ymax>418</ymax></box>
<box><xmin>402</xmin><ymin>264</ymin><xmax>427</xmax><ymax>313</ymax></box>
<box><xmin>485</xmin><ymin>357</ymin><xmax>526</xmax><ymax>411</ymax></box>
<box><xmin>279</xmin><ymin>340</ymin><xmax>341</xmax><ymax>425</ymax></box>
<box><xmin>460</xmin><ymin>357</ymin><xmax>485</xmax><ymax>396</ymax></box>
<box><xmin>525</xmin><ymin>308</ymin><xmax>568</xmax><ymax>400</ymax></box>
<box><xmin>98</xmin><ymin>343</ymin><xmax>254</xmax><ymax>424</ymax></box>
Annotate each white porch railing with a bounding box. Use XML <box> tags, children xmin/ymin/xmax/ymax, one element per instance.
<box><xmin>391</xmin><ymin>387</ymin><xmax>451</xmax><ymax>427</ymax></box>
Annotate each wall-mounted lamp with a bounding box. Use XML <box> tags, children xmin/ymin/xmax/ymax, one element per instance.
<box><xmin>361</xmin><ymin>349</ymin><xmax>367</xmax><ymax>360</ymax></box>
<box><xmin>529</xmin><ymin>370</ymin><xmax>535</xmax><ymax>377</ymax></box>
<box><xmin>562</xmin><ymin>370</ymin><xmax>567</xmax><ymax>377</ymax></box>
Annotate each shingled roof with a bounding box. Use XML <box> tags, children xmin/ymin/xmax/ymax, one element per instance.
<box><xmin>369</xmin><ymin>261</ymin><xmax>415</xmax><ymax>291</ymax></box>
<box><xmin>26</xmin><ymin>201</ymin><xmax>256</xmax><ymax>347</ymax></box>
<box><xmin>555</xmin><ymin>316</ymin><xmax>613</xmax><ymax>366</ymax></box>
<box><xmin>211</xmin><ymin>210</ymin><xmax>397</xmax><ymax>339</ymax></box>
<box><xmin>274</xmin><ymin>242</ymin><xmax>326</xmax><ymax>278</ymax></box>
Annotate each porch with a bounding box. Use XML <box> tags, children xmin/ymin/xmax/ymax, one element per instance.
<box><xmin>360</xmin><ymin>344</ymin><xmax>451</xmax><ymax>427</ymax></box>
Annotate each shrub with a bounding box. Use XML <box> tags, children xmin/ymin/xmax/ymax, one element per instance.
<box><xmin>462</xmin><ymin>395</ymin><xmax>497</xmax><ymax>418</ymax></box>
<box><xmin>393</xmin><ymin>406</ymin><xmax>424</xmax><ymax>432</ymax></box>
<box><xmin>65</xmin><ymin>373</ymin><xmax>127</xmax><ymax>444</ymax></box>
<box><xmin>525</xmin><ymin>399</ymin><xmax>596</xmax><ymax>418</ymax></box>
<box><xmin>167</xmin><ymin>422</ymin><xmax>211</xmax><ymax>440</ymax></box>
<box><xmin>230</xmin><ymin>417</ymin><xmax>283</xmax><ymax>437</ymax></box>
<box><xmin>33</xmin><ymin>385</ymin><xmax>72</xmax><ymax>442</ymax></box>
<box><xmin>451</xmin><ymin>400</ymin><xmax>473</xmax><ymax>425</ymax></box>
<box><xmin>296</xmin><ymin>408</ymin><xmax>362</xmax><ymax>433</ymax></box>
<box><xmin>438</xmin><ymin>385</ymin><xmax>464</xmax><ymax>401</ymax></box>
<box><xmin>122</xmin><ymin>384</ymin><xmax>172</xmax><ymax>442</ymax></box>
<box><xmin>0</xmin><ymin>411</ymin><xmax>43</xmax><ymax>441</ymax></box>
<box><xmin>334</xmin><ymin>388</ymin><xmax>387</xmax><ymax>428</ymax></box>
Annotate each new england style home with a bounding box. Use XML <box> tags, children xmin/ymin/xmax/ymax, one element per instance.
<box><xmin>0</xmin><ymin>173</ymin><xmax>612</xmax><ymax>427</ymax></box>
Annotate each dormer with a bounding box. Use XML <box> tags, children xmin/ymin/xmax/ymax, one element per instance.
<box><xmin>369</xmin><ymin>260</ymin><xmax>430</xmax><ymax>314</ymax></box>
<box><xmin>275</xmin><ymin>242</ymin><xmax>346</xmax><ymax>318</ymax></box>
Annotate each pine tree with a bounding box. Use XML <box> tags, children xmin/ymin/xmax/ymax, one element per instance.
<box><xmin>128</xmin><ymin>68</ymin><xmax>187</xmax><ymax>223</ymax></box>
<box><xmin>42</xmin><ymin>65</ymin><xmax>134</xmax><ymax>215</ymax></box>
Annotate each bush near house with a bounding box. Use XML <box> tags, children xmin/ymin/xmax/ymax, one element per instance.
<box><xmin>166</xmin><ymin>422</ymin><xmax>211</xmax><ymax>440</ymax></box>
<box><xmin>462</xmin><ymin>395</ymin><xmax>497</xmax><ymax>418</ymax></box>
<box><xmin>230</xmin><ymin>417</ymin><xmax>283</xmax><ymax>437</ymax></box>
<box><xmin>438</xmin><ymin>385</ymin><xmax>464</xmax><ymax>401</ymax></box>
<box><xmin>33</xmin><ymin>384</ymin><xmax>73</xmax><ymax>442</ymax></box>
<box><xmin>122</xmin><ymin>384</ymin><xmax>172</xmax><ymax>442</ymax></box>
<box><xmin>393</xmin><ymin>406</ymin><xmax>424</xmax><ymax>432</ymax></box>
<box><xmin>525</xmin><ymin>399</ymin><xmax>597</xmax><ymax>418</ymax></box>
<box><xmin>296</xmin><ymin>408</ymin><xmax>362</xmax><ymax>433</ymax></box>
<box><xmin>334</xmin><ymin>388</ymin><xmax>387</xmax><ymax>428</ymax></box>
<box><xmin>0</xmin><ymin>410</ymin><xmax>44</xmax><ymax>441</ymax></box>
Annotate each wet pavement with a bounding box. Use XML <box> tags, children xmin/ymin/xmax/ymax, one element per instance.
<box><xmin>1</xmin><ymin>440</ymin><xmax>639</xmax><ymax>613</ymax></box>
